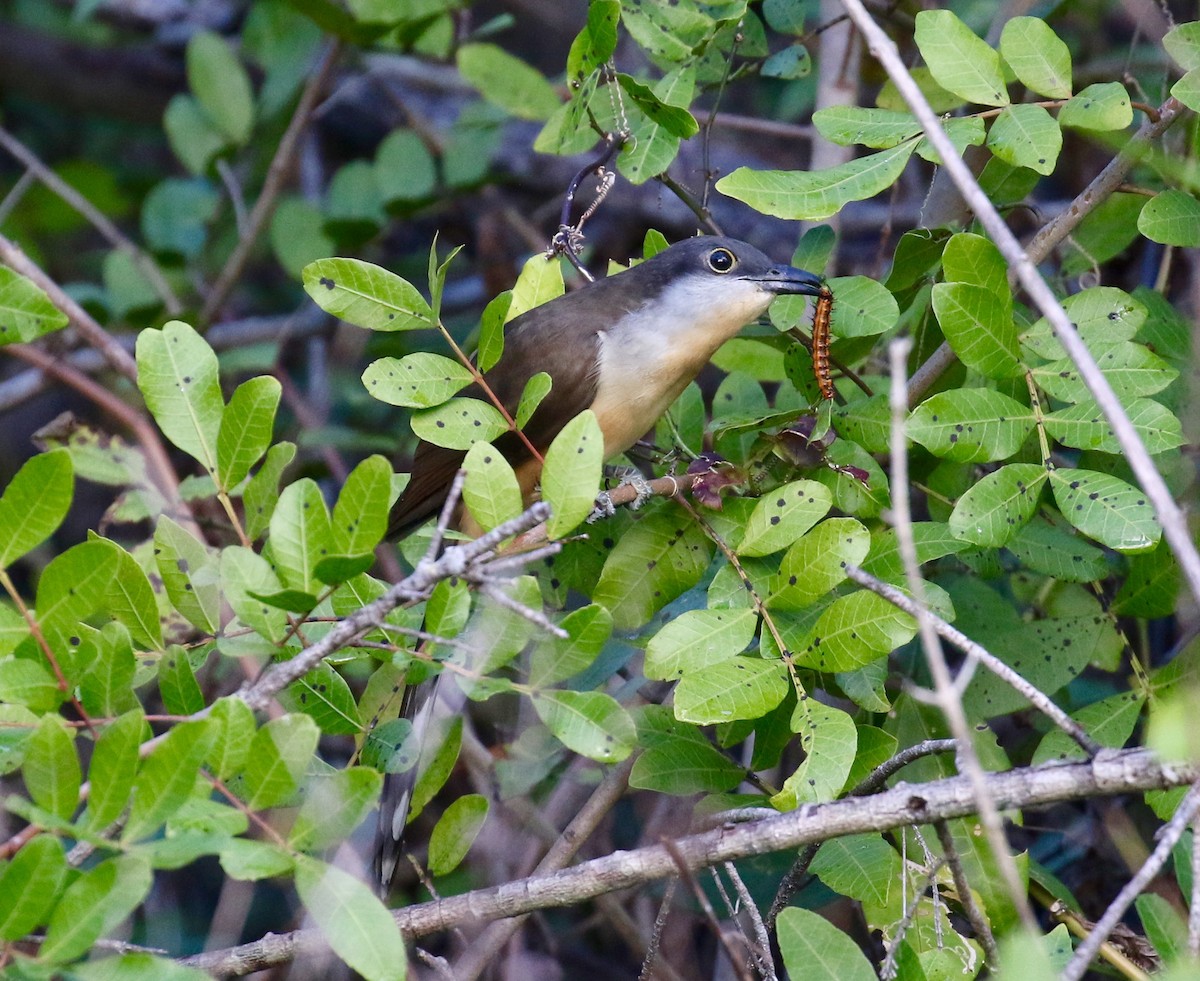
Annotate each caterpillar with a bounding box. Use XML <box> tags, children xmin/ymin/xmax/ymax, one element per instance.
<box><xmin>811</xmin><ymin>284</ymin><xmax>835</xmax><ymax>400</ymax></box>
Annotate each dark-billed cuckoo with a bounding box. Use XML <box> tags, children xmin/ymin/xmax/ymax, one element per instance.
<box><xmin>376</xmin><ymin>236</ymin><xmax>824</xmax><ymax>892</ymax></box>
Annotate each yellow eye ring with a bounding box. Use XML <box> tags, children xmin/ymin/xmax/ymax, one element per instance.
<box><xmin>707</xmin><ymin>247</ymin><xmax>736</xmax><ymax>273</ymax></box>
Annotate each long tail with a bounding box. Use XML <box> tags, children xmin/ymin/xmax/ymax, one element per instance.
<box><xmin>374</xmin><ymin>670</ymin><xmax>443</xmax><ymax>897</ymax></box>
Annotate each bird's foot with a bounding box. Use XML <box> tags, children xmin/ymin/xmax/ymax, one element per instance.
<box><xmin>588</xmin><ymin>468</ymin><xmax>654</xmax><ymax>523</ymax></box>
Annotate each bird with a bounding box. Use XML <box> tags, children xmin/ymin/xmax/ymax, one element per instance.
<box><xmin>375</xmin><ymin>235</ymin><xmax>825</xmax><ymax>893</ymax></box>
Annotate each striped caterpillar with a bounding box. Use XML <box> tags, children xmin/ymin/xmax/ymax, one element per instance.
<box><xmin>811</xmin><ymin>284</ymin><xmax>834</xmax><ymax>400</ymax></box>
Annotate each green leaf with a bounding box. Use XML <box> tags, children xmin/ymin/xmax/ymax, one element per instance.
<box><xmin>0</xmin><ymin>658</ymin><xmax>62</xmax><ymax>712</ymax></box>
<box><xmin>142</xmin><ymin>178</ymin><xmax>220</xmax><ymax>260</ymax></box>
<box><xmin>809</xmin><ymin>834</ymin><xmax>903</xmax><ymax>913</ymax></box>
<box><xmin>1172</xmin><ymin>67</ymin><xmax>1200</xmax><ymax>112</ymax></box>
<box><xmin>70</xmin><ymin>953</ymin><xmax>215</xmax><ymax>981</ymax></box>
<box><xmin>775</xmin><ymin>701</ymin><xmax>857</xmax><ymax>808</ymax></box>
<box><xmin>411</xmin><ymin>397</ymin><xmax>509</xmax><ymax>450</ymax></box>
<box><xmin>245</xmin><ymin>441</ymin><xmax>296</xmax><ymax>540</ymax></box>
<box><xmin>908</xmin><ymin>389</ymin><xmax>1035</xmax><ymax>462</ymax></box>
<box><xmin>0</xmin><ymin>267</ymin><xmax>69</xmax><ymax>345</ymax></box>
<box><xmin>456</xmin><ymin>43</ymin><xmax>559</xmax><ymax>121</ymax></box>
<box><xmin>219</xmin><ymin>839</ymin><xmax>294</xmax><ymax>882</ymax></box>
<box><xmin>529</xmin><ymin>604</ymin><xmax>613</xmax><ymax>686</ymax></box>
<box><xmin>914</xmin><ymin>9</ymin><xmax>1009</xmax><ymax>107</ymax></box>
<box><xmin>136</xmin><ymin>320</ymin><xmax>224</xmax><ymax>476</ymax></box>
<box><xmin>154</xmin><ymin>515</ymin><xmax>220</xmax><ymax>634</ymax></box>
<box><xmin>303</xmin><ymin>258</ymin><xmax>433</xmax><ymax>332</ymax></box>
<box><xmin>942</xmin><ymin>231</ymin><xmax>1009</xmax><ymax>297</ymax></box>
<box><xmin>737</xmin><ymin>479</ymin><xmax>831</xmax><ymax>556</ymax></box>
<box><xmin>374</xmin><ymin>129</ymin><xmax>437</xmax><ymax>205</ymax></box>
<box><xmin>1031</xmin><ymin>342</ymin><xmax>1177</xmax><ymax>402</ymax></box>
<box><xmin>241</xmin><ymin>714</ymin><xmax>320</xmax><ymax>809</ymax></box>
<box><xmin>1059</xmin><ymin>82</ymin><xmax>1133</xmax><ymax>131</ymax></box>
<box><xmin>86</xmin><ymin>709</ymin><xmax>146</xmax><ymax>831</ymax></box>
<box><xmin>515</xmin><ymin>371</ymin><xmax>553</xmax><ymax>429</ymax></box>
<box><xmin>821</xmin><ymin>275</ymin><xmax>899</xmax><ymax>338</ymax></box>
<box><xmin>289</xmin><ymin>768</ymin><xmax>382</xmax><ymax>853</ymax></box>
<box><xmin>1135</xmin><ymin>893</ymin><xmax>1187</xmax><ymax>963</ymax></box>
<box><xmin>1006</xmin><ymin>518</ymin><xmax>1109</xmax><ymax>582</ymax></box>
<box><xmin>477</xmin><ymin>292</ymin><xmax>511</xmax><ymax>372</ymax></box>
<box><xmin>158</xmin><ymin>645</ymin><xmax>204</xmax><ymax>715</ymax></box>
<box><xmin>0</xmin><ymin>449</ymin><xmax>73</xmax><ymax>570</ymax></box>
<box><xmin>1020</xmin><ymin>286</ymin><xmax>1145</xmax><ymax>360</ymax></box>
<box><xmin>269</xmin><ymin>478</ymin><xmax>333</xmax><ymax>594</ymax></box>
<box><xmin>1138</xmin><ymin>189</ymin><xmax>1200</xmax><ymax>247</ymax></box>
<box><xmin>1165</xmin><ymin>21</ymin><xmax>1200</xmax><ymax>70</ymax></box>
<box><xmin>1033</xmin><ymin>690</ymin><xmax>1145</xmax><ymax>765</ymax></box>
<box><xmin>675</xmin><ymin>658</ymin><xmax>788</xmax><ymax>724</ymax></box>
<box><xmin>931</xmin><ymin>281</ymin><xmax>1022</xmax><ymax>378</ymax></box>
<box><xmin>616</xmin><ymin>73</ymin><xmax>698</xmax><ymax>137</ymax></box>
<box><xmin>102</xmin><ymin>539</ymin><xmax>163</xmax><ymax>651</ymax></box>
<box><xmin>776</xmin><ymin>906</ymin><xmax>877</xmax><ymax>981</ymax></box>
<box><xmin>716</xmin><ymin>141</ymin><xmax>917</xmax><ymax>221</ymax></box>
<box><xmin>567</xmin><ymin>0</ymin><xmax>619</xmax><ymax>78</ymax></box>
<box><xmin>294</xmin><ymin>856</ymin><xmax>406</xmax><ymax>981</ymax></box>
<box><xmin>644</xmin><ymin>608</ymin><xmax>758</xmax><ymax>680</ymax></box>
<box><xmin>217</xmin><ymin>376</ymin><xmax>281</xmax><ymax>491</ymax></box>
<box><xmin>428</xmin><ymin>794</ymin><xmax>489</xmax><ymax>876</ymax></box>
<box><xmin>1045</xmin><ymin>397</ymin><xmax>1181</xmax><ymax>454</ymax></box>
<box><xmin>999</xmin><ymin>17</ymin><xmax>1072</xmax><ymax>98</ymax></box>
<box><xmin>36</xmin><ymin>539</ymin><xmax>121</xmax><ymax>657</ymax></box>
<box><xmin>812</xmin><ymin>106</ymin><xmax>920</xmax><ymax>148</ymax></box>
<box><xmin>78</xmin><ymin>624</ymin><xmax>136</xmax><ymax>718</ymax></box>
<box><xmin>123</xmin><ymin>719</ymin><xmax>214</xmax><ymax>841</ymax></box>
<box><xmin>361</xmin><ymin>352</ymin><xmax>474</xmax><ymax>409</ymax></box>
<box><xmin>164</xmin><ymin>94</ymin><xmax>228</xmax><ymax>175</ymax></box>
<box><xmin>986</xmin><ymin>103</ymin><xmax>1062</xmax><ymax>175</ymax></box>
<box><xmin>1113</xmin><ymin>542</ymin><xmax>1179</xmax><ymax>617</ymax></box>
<box><xmin>593</xmin><ymin>506</ymin><xmax>714</xmax><ymax>630</ymax></box>
<box><xmin>40</xmin><ymin>855</ymin><xmax>153</xmax><ymax>964</ymax></box>
<box><xmin>532</xmin><ymin>689</ymin><xmax>635</xmax><ymax>761</ymax></box>
<box><xmin>207</xmin><ymin>696</ymin><xmax>255</xmax><ymax>781</ymax></box>
<box><xmin>461</xmin><ymin>441</ymin><xmax>523</xmax><ymax>533</ymax></box>
<box><xmin>332</xmin><ymin>454</ymin><xmax>392</xmax><ymax>555</ymax></box>
<box><xmin>630</xmin><ymin>709</ymin><xmax>744</xmax><ymax>794</ymax></box>
<box><xmin>278</xmin><ymin>663</ymin><xmax>361</xmax><ymax>733</ymax></box>
<box><xmin>1049</xmin><ymin>467</ymin><xmax>1161</xmax><ymax>552</ymax></box>
<box><xmin>795</xmin><ymin>591</ymin><xmax>915</xmax><ymax>672</ymax></box>
<box><xmin>0</xmin><ymin>833</ymin><xmax>67</xmax><ymax>939</ymax></box>
<box><xmin>507</xmin><ymin>253</ymin><xmax>565</xmax><ymax>321</ymax></box>
<box><xmin>761</xmin><ymin>43</ymin><xmax>810</xmax><ymax>79</ymax></box>
<box><xmin>542</xmin><ymin>410</ymin><xmax>605</xmax><ymax>538</ymax></box>
<box><xmin>408</xmin><ymin>716</ymin><xmax>463</xmax><ymax>822</ymax></box>
<box><xmin>771</xmin><ymin>517</ymin><xmax>870</xmax><ymax>609</ymax></box>
<box><xmin>949</xmin><ymin>463</ymin><xmax>1048</xmax><ymax>547</ymax></box>
<box><xmin>187</xmin><ymin>30</ymin><xmax>254</xmax><ymax>143</ymax></box>
<box><xmin>24</xmin><ymin>716</ymin><xmax>80</xmax><ymax>821</ymax></box>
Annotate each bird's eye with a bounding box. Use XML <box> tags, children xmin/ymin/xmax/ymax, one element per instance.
<box><xmin>707</xmin><ymin>247</ymin><xmax>736</xmax><ymax>273</ymax></box>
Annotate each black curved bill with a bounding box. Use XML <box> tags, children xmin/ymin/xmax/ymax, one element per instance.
<box><xmin>745</xmin><ymin>265</ymin><xmax>826</xmax><ymax>296</ymax></box>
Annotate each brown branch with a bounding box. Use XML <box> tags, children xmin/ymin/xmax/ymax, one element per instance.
<box><xmin>182</xmin><ymin>749</ymin><xmax>1199</xmax><ymax>976</ymax></box>
<box><xmin>199</xmin><ymin>41</ymin><xmax>341</xmax><ymax>325</ymax></box>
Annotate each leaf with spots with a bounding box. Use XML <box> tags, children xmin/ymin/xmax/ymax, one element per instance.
<box><xmin>1138</xmin><ymin>188</ymin><xmax>1200</xmax><ymax>247</ymax></box>
<box><xmin>644</xmin><ymin>607</ymin><xmax>758</xmax><ymax>680</ymax></box>
<box><xmin>1059</xmin><ymin>82</ymin><xmax>1133</xmax><ymax>131</ymax></box>
<box><xmin>819</xmin><ymin>275</ymin><xmax>899</xmax><ymax>338</ymax></box>
<box><xmin>0</xmin><ymin>266</ymin><xmax>68</xmax><ymax>345</ymax></box>
<box><xmin>35</xmin><ymin>541</ymin><xmax>121</xmax><ymax>667</ymax></box>
<box><xmin>737</xmin><ymin>479</ymin><xmax>832</xmax><ymax>557</ymax></box>
<box><xmin>529</xmin><ymin>604</ymin><xmax>613</xmax><ymax>687</ymax></box>
<box><xmin>332</xmin><ymin>455</ymin><xmax>392</xmax><ymax>555</ymax></box>
<box><xmin>101</xmin><ymin>537</ymin><xmax>164</xmax><ymax>651</ymax></box>
<box><xmin>1020</xmin><ymin>286</ymin><xmax>1145</xmax><ymax>361</ymax></box>
<box><xmin>506</xmin><ymin>253</ymin><xmax>565</xmax><ymax>321</ymax></box>
<box><xmin>360</xmin><ymin>353</ymin><xmax>474</xmax><ymax>409</ymax></box>
<box><xmin>909</xmin><ymin>389</ymin><xmax>1035</xmax><ymax>463</ymax></box>
<box><xmin>302</xmin><ymin>257</ymin><xmax>432</xmax><ymax>332</ymax></box>
<box><xmin>1031</xmin><ymin>341</ymin><xmax>1176</xmax><ymax>402</ymax></box>
<box><xmin>773</xmin><ymin>700</ymin><xmax>857</xmax><ymax>809</ymax></box>
<box><xmin>1033</xmin><ymin>690</ymin><xmax>1145</xmax><ymax>765</ymax></box>
<box><xmin>240</xmin><ymin>714</ymin><xmax>320</xmax><ymax>810</ymax></box>
<box><xmin>542</xmin><ymin>410</ymin><xmax>605</xmax><ymax>539</ymax></box>
<box><xmin>219</xmin><ymin>545</ymin><xmax>287</xmax><ymax>643</ymax></box>
<box><xmin>154</xmin><ymin>516</ymin><xmax>220</xmax><ymax>635</ymax></box>
<box><xmin>411</xmin><ymin>397</ymin><xmax>509</xmax><ymax>451</ymax></box>
<box><xmin>532</xmin><ymin>690</ymin><xmax>635</xmax><ymax>762</ymax></box>
<box><xmin>1006</xmin><ymin>518</ymin><xmax>1110</xmax><ymax>582</ymax></box>
<box><xmin>122</xmin><ymin>719</ymin><xmax>215</xmax><ymax>841</ymax></box>
<box><xmin>794</xmin><ymin>590</ymin><xmax>916</xmax><ymax>673</ymax></box>
<box><xmin>136</xmin><ymin>320</ymin><xmax>224</xmax><ymax>476</ymax></box>
<box><xmin>269</xmin><ymin>478</ymin><xmax>334</xmax><ymax>594</ymax></box>
<box><xmin>244</xmin><ymin>442</ymin><xmax>296</xmax><ymax>541</ymax></box>
<box><xmin>460</xmin><ymin>441</ymin><xmax>524</xmax><ymax>533</ymax></box>
<box><xmin>1049</xmin><ymin>467</ymin><xmax>1160</xmax><ymax>553</ymax></box>
<box><xmin>948</xmin><ymin>463</ymin><xmax>1048</xmax><ymax>547</ymax></box>
<box><xmin>770</xmin><ymin>517</ymin><xmax>870</xmax><ymax>610</ymax></box>
<box><xmin>593</xmin><ymin>505</ymin><xmax>715</xmax><ymax>630</ymax></box>
<box><xmin>674</xmin><ymin>657</ymin><xmax>788</xmax><ymax>725</ymax></box>
<box><xmin>629</xmin><ymin>707</ymin><xmax>744</xmax><ymax>794</ymax></box>
<box><xmin>914</xmin><ymin>9</ymin><xmax>1009</xmax><ymax>107</ymax></box>
<box><xmin>1045</xmin><ymin>397</ymin><xmax>1182</xmax><ymax>454</ymax></box>
<box><xmin>217</xmin><ymin>376</ymin><xmax>281</xmax><ymax>492</ymax></box>
<box><xmin>999</xmin><ymin>16</ymin><xmax>1072</xmax><ymax>99</ymax></box>
<box><xmin>278</xmin><ymin>663</ymin><xmax>361</xmax><ymax>735</ymax></box>
<box><xmin>157</xmin><ymin>644</ymin><xmax>204</xmax><ymax>715</ymax></box>
<box><xmin>428</xmin><ymin>794</ymin><xmax>489</xmax><ymax>877</ymax></box>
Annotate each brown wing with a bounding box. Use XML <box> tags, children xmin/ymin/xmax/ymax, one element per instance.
<box><xmin>387</xmin><ymin>298</ymin><xmax>608</xmax><ymax>539</ymax></box>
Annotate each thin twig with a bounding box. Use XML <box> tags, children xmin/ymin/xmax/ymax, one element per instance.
<box><xmin>663</xmin><ymin>838</ymin><xmax>753</xmax><ymax>981</ymax></box>
<box><xmin>640</xmin><ymin>878</ymin><xmax>678</xmax><ymax>981</ymax></box>
<box><xmin>845</xmin><ymin>567</ymin><xmax>1101</xmax><ymax>756</ymax></box>
<box><xmin>934</xmin><ymin>820</ymin><xmax>998</xmax><ymax>963</ymax></box>
<box><xmin>722</xmin><ymin>862</ymin><xmax>777</xmax><ymax>981</ymax></box>
<box><xmin>879</xmin><ymin>855</ymin><xmax>946</xmax><ymax>980</ymax></box>
<box><xmin>1061</xmin><ymin>780</ymin><xmax>1200</xmax><ymax>981</ymax></box>
<box><xmin>200</xmin><ymin>41</ymin><xmax>341</xmax><ymax>324</ymax></box>
<box><xmin>885</xmin><ymin>336</ymin><xmax>1036</xmax><ymax>930</ymax></box>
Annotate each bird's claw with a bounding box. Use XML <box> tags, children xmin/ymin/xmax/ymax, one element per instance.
<box><xmin>588</xmin><ymin>468</ymin><xmax>654</xmax><ymax>523</ymax></box>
